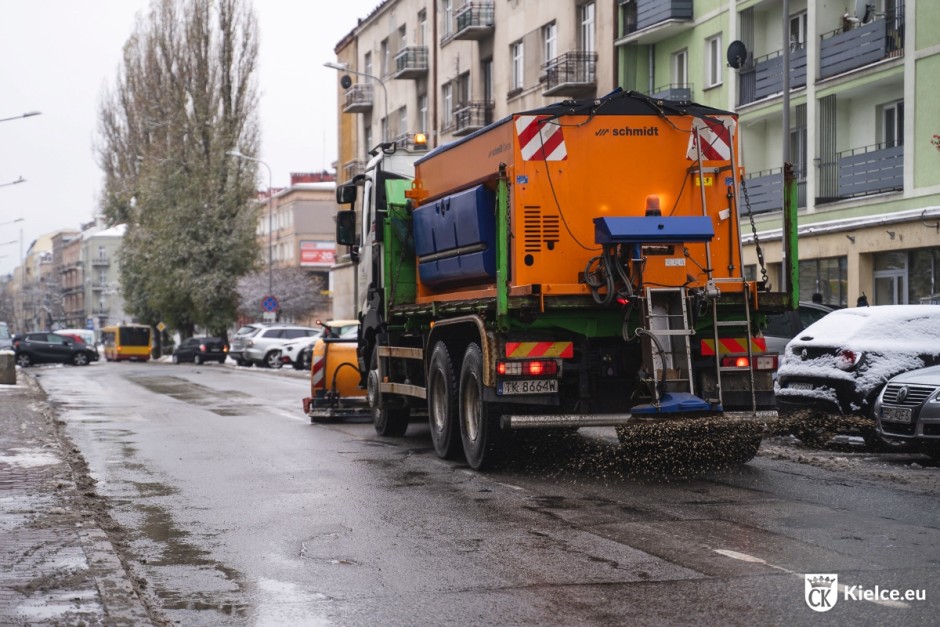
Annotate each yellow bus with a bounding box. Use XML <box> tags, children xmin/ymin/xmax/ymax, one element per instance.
<box><xmin>101</xmin><ymin>324</ymin><xmax>152</xmax><ymax>362</ymax></box>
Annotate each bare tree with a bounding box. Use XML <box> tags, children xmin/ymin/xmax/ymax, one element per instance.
<box><xmin>96</xmin><ymin>0</ymin><xmax>261</xmax><ymax>341</ymax></box>
<box><xmin>236</xmin><ymin>267</ymin><xmax>331</xmax><ymax>322</ymax></box>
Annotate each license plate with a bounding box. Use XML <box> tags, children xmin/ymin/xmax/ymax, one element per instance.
<box><xmin>789</xmin><ymin>382</ymin><xmax>814</xmax><ymax>391</ymax></box>
<box><xmin>497</xmin><ymin>379</ymin><xmax>558</xmax><ymax>395</ymax></box>
<box><xmin>881</xmin><ymin>406</ymin><xmax>912</xmax><ymax>423</ymax></box>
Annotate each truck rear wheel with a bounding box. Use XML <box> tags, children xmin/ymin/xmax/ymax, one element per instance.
<box><xmin>368</xmin><ymin>352</ymin><xmax>409</xmax><ymax>437</ymax></box>
<box><xmin>459</xmin><ymin>343</ymin><xmax>503</xmax><ymax>470</ymax></box>
<box><xmin>428</xmin><ymin>342</ymin><xmax>461</xmax><ymax>459</ymax></box>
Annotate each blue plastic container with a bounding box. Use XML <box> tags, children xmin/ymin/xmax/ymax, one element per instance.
<box><xmin>413</xmin><ymin>185</ymin><xmax>497</xmax><ymax>289</ymax></box>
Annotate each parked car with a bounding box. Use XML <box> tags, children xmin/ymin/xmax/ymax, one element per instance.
<box><xmin>294</xmin><ymin>320</ymin><xmax>359</xmax><ymax>370</ymax></box>
<box><xmin>172</xmin><ymin>336</ymin><xmax>228</xmax><ymax>365</ymax></box>
<box><xmin>874</xmin><ymin>364</ymin><xmax>940</xmax><ymax>461</ymax></box>
<box><xmin>775</xmin><ymin>305</ymin><xmax>940</xmax><ymax>442</ymax></box>
<box><xmin>229</xmin><ymin>323</ymin><xmax>319</xmax><ymax>368</ymax></box>
<box><xmin>54</xmin><ymin>328</ymin><xmax>100</xmax><ymax>361</ymax></box>
<box><xmin>13</xmin><ymin>332</ymin><xmax>98</xmax><ymax>367</ymax></box>
<box><xmin>762</xmin><ymin>302</ymin><xmax>836</xmax><ymax>355</ymax></box>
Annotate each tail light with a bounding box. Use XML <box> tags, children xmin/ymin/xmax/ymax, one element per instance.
<box><xmin>199</xmin><ymin>344</ymin><xmax>207</xmax><ymax>352</ymax></box>
<box><xmin>836</xmin><ymin>349</ymin><xmax>861</xmax><ymax>371</ymax></box>
<box><xmin>720</xmin><ymin>354</ymin><xmax>778</xmax><ymax>370</ymax></box>
<box><xmin>497</xmin><ymin>359</ymin><xmax>560</xmax><ymax>377</ymax></box>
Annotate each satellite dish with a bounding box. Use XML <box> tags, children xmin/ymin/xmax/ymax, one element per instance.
<box><xmin>726</xmin><ymin>40</ymin><xmax>748</xmax><ymax>70</ymax></box>
<box><xmin>340</xmin><ymin>75</ymin><xmax>353</xmax><ymax>89</ymax></box>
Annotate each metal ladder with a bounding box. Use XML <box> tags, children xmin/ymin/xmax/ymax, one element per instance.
<box><xmin>643</xmin><ymin>287</ymin><xmax>696</xmax><ymax>398</ymax></box>
<box><xmin>707</xmin><ymin>277</ymin><xmax>758</xmax><ymax>412</ymax></box>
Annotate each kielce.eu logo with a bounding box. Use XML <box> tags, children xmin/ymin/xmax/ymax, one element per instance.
<box><xmin>805</xmin><ymin>574</ymin><xmax>839</xmax><ymax>612</ymax></box>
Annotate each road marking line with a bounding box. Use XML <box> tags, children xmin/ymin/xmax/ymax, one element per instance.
<box><xmin>713</xmin><ymin>549</ymin><xmax>909</xmax><ymax>608</ymax></box>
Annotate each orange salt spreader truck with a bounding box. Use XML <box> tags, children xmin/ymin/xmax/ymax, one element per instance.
<box><xmin>304</xmin><ymin>89</ymin><xmax>787</xmax><ymax>470</ymax></box>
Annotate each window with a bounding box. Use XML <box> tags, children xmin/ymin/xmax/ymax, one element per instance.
<box><xmin>483</xmin><ymin>58</ymin><xmax>493</xmax><ymax>103</ymax></box>
<box><xmin>580</xmin><ymin>2</ymin><xmax>595</xmax><ymax>53</ymax></box>
<box><xmin>380</xmin><ymin>39</ymin><xmax>390</xmax><ymax>76</ymax></box>
<box><xmin>511</xmin><ymin>40</ymin><xmax>524</xmax><ymax>90</ymax></box>
<box><xmin>880</xmin><ymin>100</ymin><xmax>904</xmax><ymax>148</ymax></box>
<box><xmin>706</xmin><ymin>35</ymin><xmax>722</xmax><ymax>87</ymax></box>
<box><xmin>398</xmin><ymin>106</ymin><xmax>408</xmax><ymax>136</ymax></box>
<box><xmin>442</xmin><ymin>82</ymin><xmax>453</xmax><ymax>127</ymax></box>
<box><xmin>672</xmin><ymin>49</ymin><xmax>688</xmax><ymax>87</ymax></box>
<box><xmin>456</xmin><ymin>72</ymin><xmax>470</xmax><ymax>105</ymax></box>
<box><xmin>417</xmin><ymin>9</ymin><xmax>427</xmax><ymax>46</ymax></box>
<box><xmin>442</xmin><ymin>0</ymin><xmax>453</xmax><ymax>37</ymax></box>
<box><xmin>364</xmin><ymin>52</ymin><xmax>373</xmax><ymax>82</ymax></box>
<box><xmin>543</xmin><ymin>22</ymin><xmax>557</xmax><ymax>63</ymax></box>
<box><xmin>364</xmin><ymin>126</ymin><xmax>372</xmax><ymax>154</ymax></box>
<box><xmin>789</xmin><ymin>11</ymin><xmax>807</xmax><ymax>50</ymax></box>
<box><xmin>398</xmin><ymin>25</ymin><xmax>406</xmax><ymax>52</ymax></box>
<box><xmin>418</xmin><ymin>93</ymin><xmax>428</xmax><ymax>132</ymax></box>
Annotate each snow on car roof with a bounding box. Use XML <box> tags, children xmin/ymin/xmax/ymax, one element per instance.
<box><xmin>789</xmin><ymin>305</ymin><xmax>940</xmax><ymax>351</ymax></box>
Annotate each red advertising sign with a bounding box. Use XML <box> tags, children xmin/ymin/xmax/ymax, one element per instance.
<box><xmin>300</xmin><ymin>241</ymin><xmax>335</xmax><ymax>267</ymax></box>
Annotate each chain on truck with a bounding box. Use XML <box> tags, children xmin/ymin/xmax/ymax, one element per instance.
<box><xmin>304</xmin><ymin>89</ymin><xmax>787</xmax><ymax>470</ymax></box>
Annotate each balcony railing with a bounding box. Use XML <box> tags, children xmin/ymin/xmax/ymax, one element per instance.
<box><xmin>454</xmin><ymin>102</ymin><xmax>494</xmax><ymax>136</ymax></box>
<box><xmin>742</xmin><ymin>167</ymin><xmax>806</xmax><ymax>214</ymax></box>
<box><xmin>342</xmin><ymin>160</ymin><xmax>367</xmax><ymax>182</ymax></box>
<box><xmin>738</xmin><ymin>46</ymin><xmax>807</xmax><ymax>106</ymax></box>
<box><xmin>819</xmin><ymin>9</ymin><xmax>904</xmax><ymax>80</ymax></box>
<box><xmin>91</xmin><ymin>256</ymin><xmax>109</xmax><ymax>266</ymax></box>
<box><xmin>92</xmin><ymin>307</ymin><xmax>109</xmax><ymax>316</ymax></box>
<box><xmin>650</xmin><ymin>83</ymin><xmax>693</xmax><ymax>102</ymax></box>
<box><xmin>342</xmin><ymin>83</ymin><xmax>373</xmax><ymax>113</ymax></box>
<box><xmin>394</xmin><ymin>46</ymin><xmax>428</xmax><ymax>79</ymax></box>
<box><xmin>542</xmin><ymin>51</ymin><xmax>597</xmax><ymax>97</ymax></box>
<box><xmin>623</xmin><ymin>0</ymin><xmax>694</xmax><ymax>40</ymax></box>
<box><xmin>453</xmin><ymin>1</ymin><xmax>494</xmax><ymax>40</ymax></box>
<box><xmin>817</xmin><ymin>143</ymin><xmax>903</xmax><ymax>203</ymax></box>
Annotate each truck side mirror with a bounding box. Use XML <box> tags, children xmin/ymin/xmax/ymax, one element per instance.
<box><xmin>336</xmin><ymin>184</ymin><xmax>357</xmax><ymax>205</ymax></box>
<box><xmin>336</xmin><ymin>210</ymin><xmax>357</xmax><ymax>246</ymax></box>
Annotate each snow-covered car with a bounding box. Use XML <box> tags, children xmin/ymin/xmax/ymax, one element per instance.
<box><xmin>279</xmin><ymin>335</ymin><xmax>321</xmax><ymax>370</ymax></box>
<box><xmin>776</xmin><ymin>305</ymin><xmax>940</xmax><ymax>420</ymax></box>
<box><xmin>295</xmin><ymin>320</ymin><xmax>359</xmax><ymax>371</ymax></box>
<box><xmin>874</xmin><ymin>364</ymin><xmax>940</xmax><ymax>461</ymax></box>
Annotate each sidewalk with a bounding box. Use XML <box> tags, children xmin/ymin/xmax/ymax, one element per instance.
<box><xmin>0</xmin><ymin>371</ymin><xmax>153</xmax><ymax>626</ymax></box>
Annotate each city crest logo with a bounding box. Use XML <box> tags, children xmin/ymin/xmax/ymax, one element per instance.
<box><xmin>805</xmin><ymin>574</ymin><xmax>839</xmax><ymax>612</ymax></box>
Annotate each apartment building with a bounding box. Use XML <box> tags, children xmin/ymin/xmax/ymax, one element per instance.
<box><xmin>332</xmin><ymin>0</ymin><xmax>939</xmax><ymax>307</ymax></box>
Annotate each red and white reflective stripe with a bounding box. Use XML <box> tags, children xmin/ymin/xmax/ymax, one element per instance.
<box><xmin>516</xmin><ymin>115</ymin><xmax>568</xmax><ymax>161</ymax></box>
<box><xmin>505</xmin><ymin>341</ymin><xmax>574</xmax><ymax>359</ymax></box>
<box><xmin>701</xmin><ymin>337</ymin><xmax>767</xmax><ymax>356</ymax></box>
<box><xmin>686</xmin><ymin>118</ymin><xmax>732</xmax><ymax>161</ymax></box>
<box><xmin>311</xmin><ymin>354</ymin><xmax>325</xmax><ymax>389</ymax></box>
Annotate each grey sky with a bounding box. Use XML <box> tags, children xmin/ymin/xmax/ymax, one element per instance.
<box><xmin>0</xmin><ymin>0</ymin><xmax>377</xmax><ymax>276</ymax></box>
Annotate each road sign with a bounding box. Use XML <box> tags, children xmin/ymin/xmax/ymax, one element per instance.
<box><xmin>157</xmin><ymin>322</ymin><xmax>166</xmax><ymax>332</ymax></box>
<box><xmin>85</xmin><ymin>318</ymin><xmax>95</xmax><ymax>330</ymax></box>
<box><xmin>261</xmin><ymin>294</ymin><xmax>279</xmax><ymax>313</ymax></box>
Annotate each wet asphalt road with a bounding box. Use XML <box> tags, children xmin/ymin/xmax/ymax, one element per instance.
<box><xmin>32</xmin><ymin>361</ymin><xmax>940</xmax><ymax>626</ymax></box>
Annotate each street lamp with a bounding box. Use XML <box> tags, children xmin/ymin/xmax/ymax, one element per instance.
<box><xmin>227</xmin><ymin>150</ymin><xmax>274</xmax><ymax>297</ymax></box>
<box><xmin>0</xmin><ymin>111</ymin><xmax>41</xmax><ymax>124</ymax></box>
<box><xmin>324</xmin><ymin>61</ymin><xmax>389</xmax><ymax>143</ymax></box>
<box><xmin>0</xmin><ymin>176</ymin><xmax>25</xmax><ymax>188</ymax></box>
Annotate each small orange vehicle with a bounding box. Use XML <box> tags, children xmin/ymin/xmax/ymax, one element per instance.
<box><xmin>302</xmin><ymin>321</ymin><xmax>366</xmax><ymax>422</ymax></box>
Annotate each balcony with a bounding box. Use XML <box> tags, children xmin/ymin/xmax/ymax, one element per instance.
<box><xmin>650</xmin><ymin>83</ymin><xmax>693</xmax><ymax>103</ymax></box>
<box><xmin>542</xmin><ymin>51</ymin><xmax>597</xmax><ymax>98</ymax></box>
<box><xmin>453</xmin><ymin>102</ymin><xmax>494</xmax><ymax>136</ymax></box>
<box><xmin>453</xmin><ymin>1</ymin><xmax>494</xmax><ymax>40</ymax></box>
<box><xmin>91</xmin><ymin>255</ymin><xmax>109</xmax><ymax>266</ymax></box>
<box><xmin>394</xmin><ymin>46</ymin><xmax>428</xmax><ymax>80</ymax></box>
<box><xmin>92</xmin><ymin>307</ymin><xmax>109</xmax><ymax>316</ymax></box>
<box><xmin>819</xmin><ymin>12</ymin><xmax>904</xmax><ymax>80</ymax></box>
<box><xmin>342</xmin><ymin>84</ymin><xmax>373</xmax><ymax>113</ymax></box>
<box><xmin>742</xmin><ymin>168</ymin><xmax>806</xmax><ymax>215</ymax></box>
<box><xmin>620</xmin><ymin>0</ymin><xmax>694</xmax><ymax>44</ymax></box>
<box><xmin>817</xmin><ymin>143</ymin><xmax>903</xmax><ymax>203</ymax></box>
<box><xmin>738</xmin><ymin>46</ymin><xmax>807</xmax><ymax>106</ymax></box>
<box><xmin>342</xmin><ymin>160</ymin><xmax>367</xmax><ymax>182</ymax></box>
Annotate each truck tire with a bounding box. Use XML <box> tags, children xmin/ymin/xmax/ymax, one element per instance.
<box><xmin>459</xmin><ymin>343</ymin><xmax>503</xmax><ymax>470</ymax></box>
<box><xmin>368</xmin><ymin>353</ymin><xmax>409</xmax><ymax>437</ymax></box>
<box><xmin>428</xmin><ymin>342</ymin><xmax>461</xmax><ymax>459</ymax></box>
